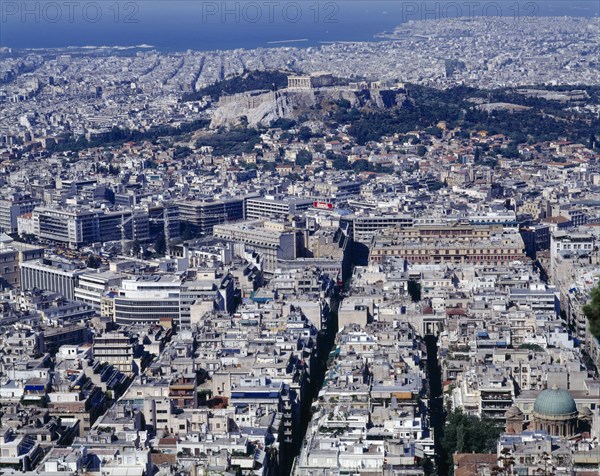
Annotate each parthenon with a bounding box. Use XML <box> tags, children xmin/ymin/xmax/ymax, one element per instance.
<box><xmin>287</xmin><ymin>72</ymin><xmax>334</xmax><ymax>90</ymax></box>
<box><xmin>287</xmin><ymin>75</ymin><xmax>313</xmax><ymax>89</ymax></box>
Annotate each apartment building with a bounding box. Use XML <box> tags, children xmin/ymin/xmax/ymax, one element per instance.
<box><xmin>0</xmin><ymin>194</ymin><xmax>42</xmax><ymax>233</ymax></box>
<box><xmin>93</xmin><ymin>332</ymin><xmax>136</xmax><ymax>373</ymax></box>
<box><xmin>179</xmin><ymin>271</ymin><xmax>235</xmax><ymax>328</ymax></box>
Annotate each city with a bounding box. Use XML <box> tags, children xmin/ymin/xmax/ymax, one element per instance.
<box><xmin>0</xmin><ymin>12</ymin><xmax>599</xmax><ymax>476</ymax></box>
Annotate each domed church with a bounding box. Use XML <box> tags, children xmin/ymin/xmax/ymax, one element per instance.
<box><xmin>505</xmin><ymin>385</ymin><xmax>593</xmax><ymax>437</ymax></box>
<box><xmin>531</xmin><ymin>385</ymin><xmax>578</xmax><ymax>437</ymax></box>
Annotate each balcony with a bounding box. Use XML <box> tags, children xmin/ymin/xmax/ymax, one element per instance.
<box><xmin>482</xmin><ymin>405</ymin><xmax>511</xmax><ymax>411</ymax></box>
<box><xmin>481</xmin><ymin>394</ymin><xmax>512</xmax><ymax>402</ymax></box>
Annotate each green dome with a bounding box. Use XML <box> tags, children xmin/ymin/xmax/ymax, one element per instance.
<box><xmin>533</xmin><ymin>386</ymin><xmax>577</xmax><ymax>417</ymax></box>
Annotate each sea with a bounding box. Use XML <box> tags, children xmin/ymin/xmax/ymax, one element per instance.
<box><xmin>0</xmin><ymin>0</ymin><xmax>598</xmax><ymax>52</ymax></box>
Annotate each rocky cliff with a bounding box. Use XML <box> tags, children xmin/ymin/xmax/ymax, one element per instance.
<box><xmin>209</xmin><ymin>87</ymin><xmax>405</xmax><ymax>128</ymax></box>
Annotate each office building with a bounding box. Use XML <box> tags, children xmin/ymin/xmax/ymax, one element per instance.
<box><xmin>312</xmin><ymin>180</ymin><xmax>362</xmax><ymax>202</ymax></box>
<box><xmin>73</xmin><ymin>270</ymin><xmax>123</xmax><ymax>311</ymax></box>
<box><xmin>341</xmin><ymin>214</ymin><xmax>414</xmax><ymax>244</ymax></box>
<box><xmin>520</xmin><ymin>224</ymin><xmax>551</xmax><ymax>259</ymax></box>
<box><xmin>20</xmin><ymin>260</ymin><xmax>86</xmax><ymax>300</ymax></box>
<box><xmin>213</xmin><ymin>220</ymin><xmax>302</xmax><ymax>273</ymax></box>
<box><xmin>370</xmin><ymin>223</ymin><xmax>526</xmax><ymax>266</ymax></box>
<box><xmin>96</xmin><ymin>210</ymin><xmax>150</xmax><ymax>244</ymax></box>
<box><xmin>113</xmin><ymin>275</ymin><xmax>181</xmax><ymax>326</ymax></box>
<box><xmin>178</xmin><ymin>198</ymin><xmax>245</xmax><ymax>236</ymax></box>
<box><xmin>31</xmin><ymin>207</ymin><xmax>150</xmax><ymax>249</ymax></box>
<box><xmin>147</xmin><ymin>203</ymin><xmax>181</xmax><ymax>243</ymax></box>
<box><xmin>245</xmin><ymin>195</ymin><xmax>313</xmax><ymax>221</ymax></box>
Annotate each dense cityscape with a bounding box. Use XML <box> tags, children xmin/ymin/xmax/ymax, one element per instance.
<box><xmin>0</xmin><ymin>14</ymin><xmax>600</xmax><ymax>476</ymax></box>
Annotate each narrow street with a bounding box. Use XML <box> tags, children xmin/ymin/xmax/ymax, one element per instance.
<box><xmin>425</xmin><ymin>335</ymin><xmax>446</xmax><ymax>475</ymax></box>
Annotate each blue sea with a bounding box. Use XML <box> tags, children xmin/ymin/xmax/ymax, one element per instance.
<box><xmin>0</xmin><ymin>0</ymin><xmax>598</xmax><ymax>52</ymax></box>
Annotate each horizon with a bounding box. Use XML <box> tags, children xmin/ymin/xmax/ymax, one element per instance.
<box><xmin>1</xmin><ymin>0</ymin><xmax>599</xmax><ymax>52</ymax></box>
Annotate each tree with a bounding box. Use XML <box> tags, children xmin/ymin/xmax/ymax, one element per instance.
<box><xmin>501</xmin><ymin>141</ymin><xmax>519</xmax><ymax>158</ymax></box>
<box><xmin>196</xmin><ymin>127</ymin><xmax>262</xmax><ymax>156</ymax></box>
<box><xmin>154</xmin><ymin>232</ymin><xmax>167</xmax><ymax>256</ymax></box>
<box><xmin>132</xmin><ymin>239</ymin><xmax>141</xmax><ymax>257</ymax></box>
<box><xmin>295</xmin><ymin>149</ymin><xmax>313</xmax><ymax>167</ymax></box>
<box><xmin>261</xmin><ymin>161</ymin><xmax>277</xmax><ymax>172</ymax></box>
<box><xmin>352</xmin><ymin>159</ymin><xmax>371</xmax><ymax>173</ymax></box>
<box><xmin>519</xmin><ymin>343</ymin><xmax>543</xmax><ymax>352</ymax></box>
<box><xmin>426</xmin><ymin>125</ymin><xmax>443</xmax><ymax>138</ymax></box>
<box><xmin>298</xmin><ymin>126</ymin><xmax>312</xmax><ymax>142</ymax></box>
<box><xmin>331</xmin><ymin>154</ymin><xmax>350</xmax><ymax>170</ymax></box>
<box><xmin>270</xmin><ymin>118</ymin><xmax>296</xmax><ymax>130</ymax></box>
<box><xmin>182</xmin><ymin>70</ymin><xmax>289</xmax><ymax>101</ymax></box>
<box><xmin>407</xmin><ymin>280</ymin><xmax>422</xmax><ymax>302</ymax></box>
<box><xmin>181</xmin><ymin>223</ymin><xmax>195</xmax><ymax>241</ymax></box>
<box><xmin>442</xmin><ymin>409</ymin><xmax>502</xmax><ymax>474</ymax></box>
<box><xmin>497</xmin><ymin>447</ymin><xmax>515</xmax><ymax>475</ymax></box>
<box><xmin>173</xmin><ymin>145</ymin><xmax>192</xmax><ymax>159</ymax></box>
<box><xmin>86</xmin><ymin>255</ymin><xmax>101</xmax><ymax>269</ymax></box>
<box><xmin>582</xmin><ymin>282</ymin><xmax>600</xmax><ymax>341</ymax></box>
<box><xmin>419</xmin><ymin>456</ymin><xmax>435</xmax><ymax>476</ymax></box>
